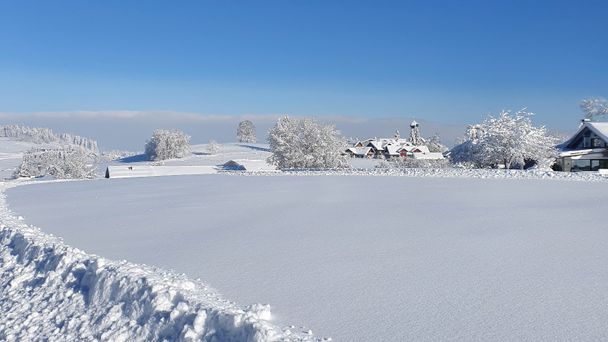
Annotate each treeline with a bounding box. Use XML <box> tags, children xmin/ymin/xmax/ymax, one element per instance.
<box><xmin>0</xmin><ymin>125</ymin><xmax>99</xmax><ymax>153</ymax></box>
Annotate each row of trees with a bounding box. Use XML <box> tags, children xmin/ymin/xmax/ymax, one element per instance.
<box><xmin>0</xmin><ymin>125</ymin><xmax>99</xmax><ymax>153</ymax></box>
<box><xmin>141</xmin><ymin>109</ymin><xmax>562</xmax><ymax>170</ymax></box>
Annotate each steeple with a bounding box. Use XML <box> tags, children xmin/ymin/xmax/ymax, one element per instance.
<box><xmin>409</xmin><ymin>120</ymin><xmax>421</xmax><ymax>145</ymax></box>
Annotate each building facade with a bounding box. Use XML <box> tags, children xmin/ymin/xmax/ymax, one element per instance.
<box><xmin>557</xmin><ymin>120</ymin><xmax>608</xmax><ymax>172</ymax></box>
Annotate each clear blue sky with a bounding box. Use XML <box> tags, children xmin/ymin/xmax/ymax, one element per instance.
<box><xmin>1</xmin><ymin>0</ymin><xmax>607</xmax><ymax>129</ymax></box>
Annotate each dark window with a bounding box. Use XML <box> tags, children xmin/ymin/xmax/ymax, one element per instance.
<box><xmin>583</xmin><ymin>137</ymin><xmax>591</xmax><ymax>148</ymax></box>
<box><xmin>592</xmin><ymin>138</ymin><xmax>606</xmax><ymax>148</ymax></box>
<box><xmin>580</xmin><ymin>159</ymin><xmax>608</xmax><ymax>171</ymax></box>
<box><xmin>592</xmin><ymin>159</ymin><xmax>608</xmax><ymax>170</ymax></box>
<box><xmin>572</xmin><ymin>159</ymin><xmax>591</xmax><ymax>172</ymax></box>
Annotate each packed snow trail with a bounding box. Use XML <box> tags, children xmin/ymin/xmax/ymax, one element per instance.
<box><xmin>7</xmin><ymin>174</ymin><xmax>608</xmax><ymax>341</ymax></box>
<box><xmin>0</xmin><ymin>181</ymin><xmax>316</xmax><ymax>342</ymax></box>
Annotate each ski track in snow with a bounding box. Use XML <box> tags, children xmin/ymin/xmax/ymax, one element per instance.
<box><xmin>0</xmin><ymin>180</ymin><xmax>317</xmax><ymax>342</ymax></box>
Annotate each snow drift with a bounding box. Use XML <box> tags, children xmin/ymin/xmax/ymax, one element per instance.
<box><xmin>0</xmin><ymin>181</ymin><xmax>313</xmax><ymax>342</ymax></box>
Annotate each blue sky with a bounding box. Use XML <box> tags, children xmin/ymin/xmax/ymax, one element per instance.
<box><xmin>1</xmin><ymin>0</ymin><xmax>607</xmax><ymax>130</ymax></box>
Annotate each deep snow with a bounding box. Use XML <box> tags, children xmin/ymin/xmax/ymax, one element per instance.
<box><xmin>0</xmin><ymin>180</ymin><xmax>316</xmax><ymax>342</ymax></box>
<box><xmin>7</xmin><ymin>175</ymin><xmax>608</xmax><ymax>341</ymax></box>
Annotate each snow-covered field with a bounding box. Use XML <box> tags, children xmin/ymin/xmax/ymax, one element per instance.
<box><xmin>7</xmin><ymin>174</ymin><xmax>608</xmax><ymax>341</ymax></box>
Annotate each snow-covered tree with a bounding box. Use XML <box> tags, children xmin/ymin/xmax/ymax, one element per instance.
<box><xmin>267</xmin><ymin>116</ymin><xmax>348</xmax><ymax>169</ymax></box>
<box><xmin>15</xmin><ymin>147</ymin><xmax>96</xmax><ymax>179</ymax></box>
<box><xmin>206</xmin><ymin>140</ymin><xmax>221</xmax><ymax>154</ymax></box>
<box><xmin>426</xmin><ymin>134</ymin><xmax>448</xmax><ymax>153</ymax></box>
<box><xmin>144</xmin><ymin>129</ymin><xmax>190</xmax><ymax>161</ymax></box>
<box><xmin>450</xmin><ymin>110</ymin><xmax>558</xmax><ymax>169</ymax></box>
<box><xmin>449</xmin><ymin>124</ymin><xmax>484</xmax><ymax>168</ymax></box>
<box><xmin>237</xmin><ymin>120</ymin><xmax>257</xmax><ymax>143</ymax></box>
<box><xmin>580</xmin><ymin>97</ymin><xmax>608</xmax><ymax>120</ymax></box>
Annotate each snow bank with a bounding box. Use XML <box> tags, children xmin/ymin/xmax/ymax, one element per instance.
<box><xmin>0</xmin><ymin>181</ymin><xmax>314</xmax><ymax>342</ymax></box>
<box><xmin>235</xmin><ymin>167</ymin><xmax>608</xmax><ymax>182</ymax></box>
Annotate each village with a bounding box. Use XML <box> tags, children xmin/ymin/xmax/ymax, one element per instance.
<box><xmin>99</xmin><ymin>110</ymin><xmax>608</xmax><ymax>179</ymax></box>
<box><xmin>345</xmin><ymin>121</ymin><xmax>445</xmax><ymax>160</ymax></box>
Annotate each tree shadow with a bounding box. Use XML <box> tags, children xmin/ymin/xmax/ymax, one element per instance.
<box><xmin>237</xmin><ymin>144</ymin><xmax>270</xmax><ymax>152</ymax></box>
<box><xmin>117</xmin><ymin>154</ymin><xmax>149</xmax><ymax>163</ymax></box>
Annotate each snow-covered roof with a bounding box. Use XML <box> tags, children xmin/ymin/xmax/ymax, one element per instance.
<box><xmin>347</xmin><ymin>147</ymin><xmax>373</xmax><ymax>156</ymax></box>
<box><xmin>385</xmin><ymin>144</ymin><xmax>401</xmax><ymax>156</ymax></box>
<box><xmin>368</xmin><ymin>140</ymin><xmax>384</xmax><ymax>150</ymax></box>
<box><xmin>413</xmin><ymin>145</ymin><xmax>431</xmax><ymax>154</ymax></box>
<box><xmin>561</xmin><ymin>121</ymin><xmax>608</xmax><ymax>149</ymax></box>
<box><xmin>222</xmin><ymin>159</ymin><xmax>277</xmax><ymax>172</ymax></box>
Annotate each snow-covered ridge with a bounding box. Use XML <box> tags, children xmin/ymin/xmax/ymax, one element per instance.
<box><xmin>0</xmin><ymin>125</ymin><xmax>99</xmax><ymax>153</ymax></box>
<box><xmin>0</xmin><ymin>181</ymin><xmax>315</xmax><ymax>342</ymax></box>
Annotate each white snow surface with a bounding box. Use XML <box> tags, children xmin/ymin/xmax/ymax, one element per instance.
<box><xmin>0</xmin><ymin>180</ymin><xmax>315</xmax><ymax>342</ymax></box>
<box><xmin>6</xmin><ymin>173</ymin><xmax>608</xmax><ymax>341</ymax></box>
<box><xmin>106</xmin><ymin>165</ymin><xmax>218</xmax><ymax>179</ymax></box>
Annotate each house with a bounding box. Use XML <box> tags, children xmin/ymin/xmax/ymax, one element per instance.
<box><xmin>345</xmin><ymin>122</ymin><xmax>445</xmax><ymax>160</ymax></box>
<box><xmin>556</xmin><ymin>120</ymin><xmax>608</xmax><ymax>172</ymax></box>
<box><xmin>222</xmin><ymin>159</ymin><xmax>277</xmax><ymax>172</ymax></box>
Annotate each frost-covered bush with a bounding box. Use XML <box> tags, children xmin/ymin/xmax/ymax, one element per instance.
<box><xmin>236</xmin><ymin>120</ymin><xmax>256</xmax><ymax>143</ymax></box>
<box><xmin>0</xmin><ymin>125</ymin><xmax>98</xmax><ymax>153</ymax></box>
<box><xmin>15</xmin><ymin>147</ymin><xmax>96</xmax><ymax>179</ymax></box>
<box><xmin>206</xmin><ymin>140</ymin><xmax>221</xmax><ymax>154</ymax></box>
<box><xmin>580</xmin><ymin>97</ymin><xmax>608</xmax><ymax>120</ymax></box>
<box><xmin>268</xmin><ymin>116</ymin><xmax>348</xmax><ymax>169</ymax></box>
<box><xmin>450</xmin><ymin>110</ymin><xmax>558</xmax><ymax>170</ymax></box>
<box><xmin>426</xmin><ymin>134</ymin><xmax>448</xmax><ymax>153</ymax></box>
<box><xmin>144</xmin><ymin>129</ymin><xmax>190</xmax><ymax>161</ymax></box>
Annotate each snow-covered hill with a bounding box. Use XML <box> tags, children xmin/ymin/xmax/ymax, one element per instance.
<box><xmin>7</xmin><ymin>174</ymin><xmax>608</xmax><ymax>341</ymax></box>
